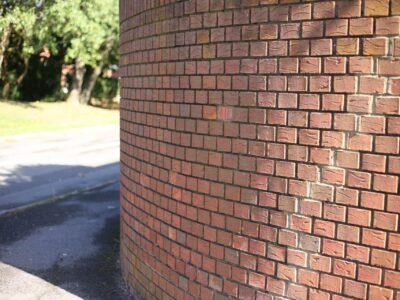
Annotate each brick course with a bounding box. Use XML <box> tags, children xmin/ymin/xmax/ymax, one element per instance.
<box><xmin>119</xmin><ymin>1</ymin><xmax>400</xmax><ymax>299</ymax></box>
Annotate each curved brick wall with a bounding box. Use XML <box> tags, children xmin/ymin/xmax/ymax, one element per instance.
<box><xmin>119</xmin><ymin>1</ymin><xmax>400</xmax><ymax>299</ymax></box>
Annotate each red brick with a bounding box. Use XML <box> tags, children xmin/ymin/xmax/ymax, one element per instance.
<box><xmin>320</xmin><ymin>274</ymin><xmax>342</xmax><ymax>293</ymax></box>
<box><xmin>299</xmin><ymin>129</ymin><xmax>320</xmax><ymax>146</ymax></box>
<box><xmin>310</xmin><ymin>112</ymin><xmax>331</xmax><ymax>129</ymax></box>
<box><xmin>291</xmin><ymin>4</ymin><xmax>311</xmax><ymax>21</ymax></box>
<box><xmin>266</xmin><ymin>277</ymin><xmax>285</xmax><ymax>296</ymax></box>
<box><xmin>322</xmin><ymin>167</ymin><xmax>345</xmax><ymax>185</ymax></box>
<box><xmin>311</xmin><ymin>182</ymin><xmax>334</xmax><ymax>201</ymax></box>
<box><xmin>248</xmin><ymin>272</ymin><xmax>265</xmax><ymax>289</ymax></box>
<box><xmin>389</xmin><ymin>78</ymin><xmax>400</xmax><ymax>95</ymax></box>
<box><xmin>313</xmin><ymin>220</ymin><xmax>336</xmax><ymax>238</ymax></box>
<box><xmin>347</xmin><ymin>244</ymin><xmax>370</xmax><ymax>263</ymax></box>
<box><xmin>360</xmin><ymin>76</ymin><xmax>386</xmax><ymax>94</ymax></box>
<box><xmin>358</xmin><ymin>265</ymin><xmax>383</xmax><ymax>285</ymax></box>
<box><xmin>344</xmin><ymin>279</ymin><xmax>367</xmax><ymax>299</ymax></box>
<box><xmin>333</xmin><ymin>259</ymin><xmax>356</xmax><ymax>278</ymax></box>
<box><xmin>323</xmin><ymin>239</ymin><xmax>345</xmax><ymax>258</ymax></box>
<box><xmin>324</xmin><ymin>57</ymin><xmax>346</xmax><ymax>74</ymax></box>
<box><xmin>347</xmin><ymin>170</ymin><xmax>371</xmax><ymax>189</ymax></box>
<box><xmin>334</xmin><ymin>114</ymin><xmax>356</xmax><ymax>131</ymax></box>
<box><xmin>376</xmin><ymin>97</ymin><xmax>400</xmax><ymax>115</ymax></box>
<box><xmin>387</xmin><ymin>194</ymin><xmax>400</xmax><ymax>213</ymax></box>
<box><xmin>348</xmin><ymin>207</ymin><xmax>371</xmax><ymax>227</ymax></box>
<box><xmin>322</xmin><ymin>94</ymin><xmax>344</xmax><ymax>111</ymax></box>
<box><xmin>298</xmin><ymin>269</ymin><xmax>319</xmax><ymax>287</ymax></box>
<box><xmin>302</xmin><ymin>21</ymin><xmax>323</xmax><ymax>38</ymax></box>
<box><xmin>379</xmin><ymin>59</ymin><xmax>400</xmax><ymax>76</ymax></box>
<box><xmin>336</xmin><ymin>151</ymin><xmax>360</xmax><ymax>169</ymax></box>
<box><xmin>364</xmin><ymin>0</ymin><xmax>390</xmax><ymax>16</ymax></box>
<box><xmin>371</xmin><ymin>249</ymin><xmax>396</xmax><ymax>269</ymax></box>
<box><xmin>375</xmin><ymin>136</ymin><xmax>400</xmax><ymax>154</ymax></box>
<box><xmin>360</xmin><ymin>115</ymin><xmax>385</xmax><ymax>134</ymax></box>
<box><xmin>120</xmin><ymin>2</ymin><xmax>400</xmax><ymax>299</ymax></box>
<box><xmin>336</xmin><ymin>38</ymin><xmax>359</xmax><ymax>55</ymax></box>
<box><xmin>310</xmin><ymin>254</ymin><xmax>332</xmax><ymax>273</ymax></box>
<box><xmin>360</xmin><ymin>191</ymin><xmax>385</xmax><ymax>210</ymax></box>
<box><xmin>299</xmin><ymin>94</ymin><xmax>320</xmax><ymax>109</ymax></box>
<box><xmin>334</xmin><ymin>76</ymin><xmax>357</xmax><ymax>93</ymax></box>
<box><xmin>376</xmin><ymin>17</ymin><xmax>400</xmax><ymax>35</ymax></box>
<box><xmin>373</xmin><ymin>211</ymin><xmax>399</xmax><ymax>231</ymax></box>
<box><xmin>362</xmin><ymin>153</ymin><xmax>386</xmax><ymax>172</ymax></box>
<box><xmin>336</xmin><ymin>187</ymin><xmax>359</xmax><ymax>206</ymax></box>
<box><xmin>300</xmin><ymin>58</ymin><xmax>321</xmax><ymax>73</ymax></box>
<box><xmin>373</xmin><ymin>174</ymin><xmax>399</xmax><ymax>193</ymax></box>
<box><xmin>350</xmin><ymin>18</ymin><xmax>374</xmax><ymax>35</ymax></box>
<box><xmin>369</xmin><ymin>286</ymin><xmax>394</xmax><ymax>300</ymax></box>
<box><xmin>337</xmin><ymin>1</ymin><xmax>362</xmax><ymax>17</ymax></box>
<box><xmin>291</xmin><ymin>214</ymin><xmax>312</xmax><ymax>233</ymax></box>
<box><xmin>347</xmin><ymin>95</ymin><xmax>372</xmax><ymax>113</ymax></box>
<box><xmin>363</xmin><ymin>228</ymin><xmax>387</xmax><ymax>248</ymax></box>
<box><xmin>349</xmin><ymin>56</ymin><xmax>374</xmax><ymax>73</ymax></box>
<box><xmin>310</xmin><ymin>76</ymin><xmax>331</xmax><ymax>92</ymax></box>
<box><xmin>260</xmin><ymin>24</ymin><xmax>278</xmax><ymax>40</ymax></box>
<box><xmin>384</xmin><ymin>271</ymin><xmax>400</xmax><ymax>289</ymax></box>
<box><xmin>311</xmin><ymin>39</ymin><xmax>333</xmax><ymax>56</ymax></box>
<box><xmin>326</xmin><ymin>19</ymin><xmax>348</xmax><ymax>36</ymax></box>
<box><xmin>287</xmin><ymin>283</ymin><xmax>307</xmax><ymax>300</ymax></box>
<box><xmin>363</xmin><ymin>38</ymin><xmax>388</xmax><ymax>56</ymax></box>
<box><xmin>388</xmin><ymin>117</ymin><xmax>400</xmax><ymax>134</ymax></box>
<box><xmin>338</xmin><ymin>224</ymin><xmax>360</xmax><ymax>243</ymax></box>
<box><xmin>348</xmin><ymin>134</ymin><xmax>373</xmax><ymax>151</ymax></box>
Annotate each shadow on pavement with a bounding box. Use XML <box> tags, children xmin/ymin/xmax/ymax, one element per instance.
<box><xmin>0</xmin><ymin>182</ymin><xmax>133</xmax><ymax>299</ymax></box>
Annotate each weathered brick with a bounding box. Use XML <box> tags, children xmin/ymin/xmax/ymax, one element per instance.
<box><xmin>364</xmin><ymin>0</ymin><xmax>389</xmax><ymax>16</ymax></box>
<box><xmin>120</xmin><ymin>2</ymin><xmax>400</xmax><ymax>299</ymax></box>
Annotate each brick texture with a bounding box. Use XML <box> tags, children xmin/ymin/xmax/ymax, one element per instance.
<box><xmin>119</xmin><ymin>1</ymin><xmax>400</xmax><ymax>299</ymax></box>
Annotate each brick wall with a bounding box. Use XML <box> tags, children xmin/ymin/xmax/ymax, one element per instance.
<box><xmin>119</xmin><ymin>1</ymin><xmax>400</xmax><ymax>299</ymax></box>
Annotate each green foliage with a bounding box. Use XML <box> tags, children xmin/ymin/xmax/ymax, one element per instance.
<box><xmin>92</xmin><ymin>77</ymin><xmax>119</xmax><ymax>101</ymax></box>
<box><xmin>0</xmin><ymin>1</ymin><xmax>39</xmax><ymax>57</ymax></box>
<box><xmin>0</xmin><ymin>0</ymin><xmax>119</xmax><ymax>102</ymax></box>
<box><xmin>42</xmin><ymin>0</ymin><xmax>119</xmax><ymax>68</ymax></box>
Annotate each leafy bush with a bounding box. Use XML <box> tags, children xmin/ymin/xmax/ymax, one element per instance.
<box><xmin>92</xmin><ymin>77</ymin><xmax>118</xmax><ymax>101</ymax></box>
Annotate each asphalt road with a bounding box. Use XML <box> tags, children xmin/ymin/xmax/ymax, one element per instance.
<box><xmin>0</xmin><ymin>126</ymin><xmax>119</xmax><ymax>213</ymax></box>
<box><xmin>0</xmin><ymin>183</ymin><xmax>133</xmax><ymax>299</ymax></box>
<box><xmin>0</xmin><ymin>126</ymin><xmax>135</xmax><ymax>299</ymax></box>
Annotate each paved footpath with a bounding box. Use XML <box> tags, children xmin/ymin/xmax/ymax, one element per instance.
<box><xmin>0</xmin><ymin>126</ymin><xmax>119</xmax><ymax>213</ymax></box>
<box><xmin>0</xmin><ymin>183</ymin><xmax>134</xmax><ymax>299</ymax></box>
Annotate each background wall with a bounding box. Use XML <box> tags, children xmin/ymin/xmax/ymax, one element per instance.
<box><xmin>119</xmin><ymin>1</ymin><xmax>400</xmax><ymax>299</ymax></box>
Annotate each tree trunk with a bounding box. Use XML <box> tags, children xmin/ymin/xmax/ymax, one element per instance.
<box><xmin>80</xmin><ymin>37</ymin><xmax>114</xmax><ymax>105</ymax></box>
<box><xmin>80</xmin><ymin>68</ymin><xmax>100</xmax><ymax>105</ymax></box>
<box><xmin>1</xmin><ymin>81</ymin><xmax>11</xmax><ymax>99</ymax></box>
<box><xmin>1</xmin><ymin>56</ymin><xmax>29</xmax><ymax>99</ymax></box>
<box><xmin>0</xmin><ymin>25</ymin><xmax>12</xmax><ymax>83</ymax></box>
<box><xmin>66</xmin><ymin>59</ymin><xmax>86</xmax><ymax>105</ymax></box>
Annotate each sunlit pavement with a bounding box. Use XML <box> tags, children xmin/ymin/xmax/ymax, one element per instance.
<box><xmin>0</xmin><ymin>182</ymin><xmax>133</xmax><ymax>299</ymax></box>
<box><xmin>0</xmin><ymin>125</ymin><xmax>119</xmax><ymax>213</ymax></box>
<box><xmin>0</xmin><ymin>262</ymin><xmax>80</xmax><ymax>300</ymax></box>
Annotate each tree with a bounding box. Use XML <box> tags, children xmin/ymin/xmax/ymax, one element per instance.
<box><xmin>43</xmin><ymin>0</ymin><xmax>118</xmax><ymax>104</ymax></box>
<box><xmin>0</xmin><ymin>1</ymin><xmax>38</xmax><ymax>99</ymax></box>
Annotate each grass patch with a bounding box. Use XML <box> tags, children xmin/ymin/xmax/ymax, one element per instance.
<box><xmin>0</xmin><ymin>101</ymin><xmax>119</xmax><ymax>136</ymax></box>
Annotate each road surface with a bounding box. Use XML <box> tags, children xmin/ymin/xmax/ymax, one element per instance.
<box><xmin>0</xmin><ymin>126</ymin><xmax>119</xmax><ymax>213</ymax></box>
<box><xmin>0</xmin><ymin>183</ymin><xmax>133</xmax><ymax>299</ymax></box>
<box><xmin>0</xmin><ymin>126</ymin><xmax>136</xmax><ymax>299</ymax></box>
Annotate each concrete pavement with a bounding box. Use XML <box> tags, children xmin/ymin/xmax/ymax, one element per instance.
<box><xmin>0</xmin><ymin>263</ymin><xmax>81</xmax><ymax>300</ymax></box>
<box><xmin>0</xmin><ymin>126</ymin><xmax>119</xmax><ymax>213</ymax></box>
